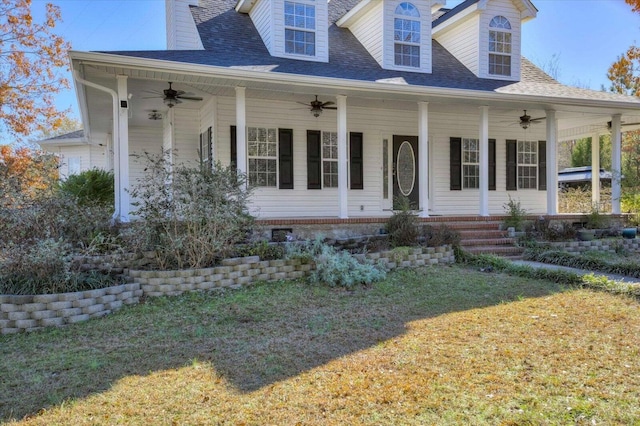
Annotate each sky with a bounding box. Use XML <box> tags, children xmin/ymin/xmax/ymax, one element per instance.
<box><xmin>30</xmin><ymin>0</ymin><xmax>640</xmax><ymax>125</ymax></box>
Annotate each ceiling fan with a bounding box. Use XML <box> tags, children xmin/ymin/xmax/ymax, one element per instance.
<box><xmin>518</xmin><ymin>110</ymin><xmax>545</xmax><ymax>129</ymax></box>
<box><xmin>144</xmin><ymin>82</ymin><xmax>203</xmax><ymax>108</ymax></box>
<box><xmin>298</xmin><ymin>95</ymin><xmax>337</xmax><ymax>117</ymax></box>
<box><xmin>147</xmin><ymin>110</ymin><xmax>163</xmax><ymax>120</ymax></box>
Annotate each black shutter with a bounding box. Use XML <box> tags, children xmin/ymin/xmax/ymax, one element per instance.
<box><xmin>489</xmin><ymin>139</ymin><xmax>496</xmax><ymax>191</ymax></box>
<box><xmin>279</xmin><ymin>128</ymin><xmax>294</xmax><ymax>189</ymax></box>
<box><xmin>350</xmin><ymin>132</ymin><xmax>364</xmax><ymax>190</ymax></box>
<box><xmin>538</xmin><ymin>140</ymin><xmax>547</xmax><ymax>190</ymax></box>
<box><xmin>307</xmin><ymin>130</ymin><xmax>321</xmax><ymax>189</ymax></box>
<box><xmin>230</xmin><ymin>125</ymin><xmax>237</xmax><ymax>172</ymax></box>
<box><xmin>450</xmin><ymin>137</ymin><xmax>462</xmax><ymax>190</ymax></box>
<box><xmin>506</xmin><ymin>139</ymin><xmax>517</xmax><ymax>191</ymax></box>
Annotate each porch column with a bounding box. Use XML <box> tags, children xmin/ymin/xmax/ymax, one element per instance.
<box><xmin>337</xmin><ymin>95</ymin><xmax>348</xmax><ymax>218</ymax></box>
<box><xmin>235</xmin><ymin>87</ymin><xmax>247</xmax><ymax>175</ymax></box>
<box><xmin>546</xmin><ymin>109</ymin><xmax>558</xmax><ymax>215</ymax></box>
<box><xmin>115</xmin><ymin>75</ymin><xmax>130</xmax><ymax>222</ymax></box>
<box><xmin>418</xmin><ymin>102</ymin><xmax>429</xmax><ymax>217</ymax></box>
<box><xmin>591</xmin><ymin>132</ymin><xmax>601</xmax><ymax>207</ymax></box>
<box><xmin>611</xmin><ymin>114</ymin><xmax>622</xmax><ymax>214</ymax></box>
<box><xmin>479</xmin><ymin>106</ymin><xmax>489</xmax><ymax>216</ymax></box>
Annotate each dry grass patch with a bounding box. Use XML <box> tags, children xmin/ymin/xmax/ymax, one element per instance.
<box><xmin>2</xmin><ymin>266</ymin><xmax>639</xmax><ymax>425</ymax></box>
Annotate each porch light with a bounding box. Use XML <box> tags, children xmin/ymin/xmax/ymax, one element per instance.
<box><xmin>311</xmin><ymin>106</ymin><xmax>322</xmax><ymax>117</ymax></box>
<box><xmin>164</xmin><ymin>97</ymin><xmax>177</xmax><ymax>108</ymax></box>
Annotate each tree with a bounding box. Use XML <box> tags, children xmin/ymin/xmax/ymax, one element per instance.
<box><xmin>0</xmin><ymin>145</ymin><xmax>59</xmax><ymax>206</ymax></box>
<box><xmin>607</xmin><ymin>45</ymin><xmax>640</xmax><ymax>96</ymax></box>
<box><xmin>626</xmin><ymin>0</ymin><xmax>640</xmax><ymax>13</ymax></box>
<box><xmin>33</xmin><ymin>115</ymin><xmax>82</xmax><ymax>140</ymax></box>
<box><xmin>570</xmin><ymin>136</ymin><xmax>612</xmax><ymax>171</ymax></box>
<box><xmin>0</xmin><ymin>0</ymin><xmax>71</xmax><ymax>138</ymax></box>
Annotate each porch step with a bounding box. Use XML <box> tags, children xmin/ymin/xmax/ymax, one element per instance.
<box><xmin>464</xmin><ymin>245</ymin><xmax>525</xmax><ymax>257</ymax></box>
<box><xmin>458</xmin><ymin>229</ymin><xmax>507</xmax><ymax>239</ymax></box>
<box><xmin>460</xmin><ymin>238</ymin><xmax>516</xmax><ymax>247</ymax></box>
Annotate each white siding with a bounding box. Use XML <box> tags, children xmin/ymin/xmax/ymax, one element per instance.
<box><xmin>128</xmin><ymin>126</ymin><xmax>163</xmax><ymax>210</ymax></box>
<box><xmin>165</xmin><ymin>0</ymin><xmax>203</xmax><ymax>50</ymax></box>
<box><xmin>173</xmin><ymin>108</ymin><xmax>200</xmax><ymax>166</ymax></box>
<box><xmin>347</xmin><ymin>2</ymin><xmax>384</xmax><ymax>67</ymax></box>
<box><xmin>250</xmin><ymin>0</ymin><xmax>274</xmax><ymax>54</ymax></box>
<box><xmin>479</xmin><ymin>0</ymin><xmax>522</xmax><ymax>81</ymax></box>
<box><xmin>52</xmin><ymin>144</ymin><xmax>108</xmax><ymax>180</ymax></box>
<box><xmin>382</xmin><ymin>0</ymin><xmax>432</xmax><ymax>73</ymax></box>
<box><xmin>434</xmin><ymin>14</ymin><xmax>480</xmax><ymax>76</ymax></box>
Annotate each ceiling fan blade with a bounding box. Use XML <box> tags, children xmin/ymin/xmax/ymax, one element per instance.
<box><xmin>141</xmin><ymin>95</ymin><xmax>162</xmax><ymax>99</ymax></box>
<box><xmin>142</xmin><ymin>90</ymin><xmax>163</xmax><ymax>95</ymax></box>
<box><xmin>321</xmin><ymin>101</ymin><xmax>335</xmax><ymax>107</ymax></box>
<box><xmin>530</xmin><ymin>117</ymin><xmax>546</xmax><ymax>123</ymax></box>
<box><xmin>296</xmin><ymin>101</ymin><xmax>312</xmax><ymax>106</ymax></box>
<box><xmin>177</xmin><ymin>95</ymin><xmax>203</xmax><ymax>101</ymax></box>
<box><xmin>323</xmin><ymin>106</ymin><xmax>337</xmax><ymax>110</ymax></box>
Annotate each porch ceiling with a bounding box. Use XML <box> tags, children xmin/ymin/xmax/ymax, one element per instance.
<box><xmin>75</xmin><ymin>57</ymin><xmax>640</xmax><ymax>139</ymax></box>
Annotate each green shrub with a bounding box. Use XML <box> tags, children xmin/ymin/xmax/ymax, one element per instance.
<box><xmin>386</xmin><ymin>196</ymin><xmax>419</xmax><ymax>247</ymax></box>
<box><xmin>585</xmin><ymin>205</ymin><xmax>609</xmax><ymax>229</ymax></box>
<box><xmin>0</xmin><ymin>238</ymin><xmax>117</xmax><ymax>295</ymax></box>
<box><xmin>59</xmin><ymin>169</ymin><xmax>114</xmax><ymax>207</ymax></box>
<box><xmin>422</xmin><ymin>224</ymin><xmax>460</xmax><ymax>247</ymax></box>
<box><xmin>235</xmin><ymin>240</ymin><xmax>285</xmax><ymax>260</ymax></box>
<box><xmin>287</xmin><ymin>238</ymin><xmax>386</xmax><ymax>288</ymax></box>
<box><xmin>503</xmin><ymin>196</ymin><xmax>527</xmax><ymax>230</ymax></box>
<box><xmin>127</xmin><ymin>152</ymin><xmax>254</xmax><ymax>269</ymax></box>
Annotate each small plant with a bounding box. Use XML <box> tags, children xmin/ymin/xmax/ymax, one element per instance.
<box><xmin>286</xmin><ymin>237</ymin><xmax>386</xmax><ymax>288</ymax></box>
<box><xmin>503</xmin><ymin>196</ymin><xmax>527</xmax><ymax>231</ymax></box>
<box><xmin>539</xmin><ymin>221</ymin><xmax>577</xmax><ymax>241</ymax></box>
<box><xmin>386</xmin><ymin>196</ymin><xmax>419</xmax><ymax>247</ymax></box>
<box><xmin>236</xmin><ymin>239</ymin><xmax>285</xmax><ymax>260</ymax></box>
<box><xmin>422</xmin><ymin>224</ymin><xmax>460</xmax><ymax>247</ymax></box>
<box><xmin>585</xmin><ymin>205</ymin><xmax>609</xmax><ymax>229</ymax></box>
<box><xmin>59</xmin><ymin>169</ymin><xmax>114</xmax><ymax>207</ymax></box>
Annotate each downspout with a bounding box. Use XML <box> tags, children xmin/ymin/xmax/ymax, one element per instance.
<box><xmin>72</xmin><ymin>70</ymin><xmax>122</xmax><ymax>222</ymax></box>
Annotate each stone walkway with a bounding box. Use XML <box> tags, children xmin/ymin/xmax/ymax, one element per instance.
<box><xmin>512</xmin><ymin>260</ymin><xmax>640</xmax><ymax>285</ymax></box>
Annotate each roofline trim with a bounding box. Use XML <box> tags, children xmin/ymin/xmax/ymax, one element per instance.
<box><xmin>69</xmin><ymin>51</ymin><xmax>640</xmax><ymax>112</ymax></box>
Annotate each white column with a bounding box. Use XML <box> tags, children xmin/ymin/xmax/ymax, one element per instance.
<box><xmin>591</xmin><ymin>132</ymin><xmax>601</xmax><ymax>207</ymax></box>
<box><xmin>116</xmin><ymin>75</ymin><xmax>130</xmax><ymax>222</ymax></box>
<box><xmin>337</xmin><ymin>95</ymin><xmax>348</xmax><ymax>218</ymax></box>
<box><xmin>235</xmin><ymin>87</ymin><xmax>247</xmax><ymax>175</ymax></box>
<box><xmin>418</xmin><ymin>102</ymin><xmax>429</xmax><ymax>218</ymax></box>
<box><xmin>611</xmin><ymin>114</ymin><xmax>622</xmax><ymax>214</ymax></box>
<box><xmin>479</xmin><ymin>106</ymin><xmax>489</xmax><ymax>216</ymax></box>
<box><xmin>546</xmin><ymin>110</ymin><xmax>558</xmax><ymax>215</ymax></box>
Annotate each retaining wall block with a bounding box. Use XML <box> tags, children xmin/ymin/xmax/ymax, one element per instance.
<box><xmin>256</xmin><ymin>274</ymin><xmax>270</xmax><ymax>281</ymax></box>
<box><xmin>83</xmin><ymin>304</ymin><xmax>105</xmax><ymax>316</ymax></box>
<box><xmin>8</xmin><ymin>311</ymin><xmax>30</xmax><ymax>321</ymax></box>
<box><xmin>197</xmin><ymin>282</ymin><xmax>215</xmax><ymax>291</ymax></box>
<box><xmin>214</xmin><ymin>266</ymin><xmax>232</xmax><ymax>275</ymax></box>
<box><xmin>31</xmin><ymin>310</ymin><xmax>56</xmax><ymax>320</ymax></box>
<box><xmin>15</xmin><ymin>319</ymin><xmax>38</xmax><ymax>329</ymax></box>
<box><xmin>286</xmin><ymin>259</ymin><xmax>302</xmax><ymax>267</ymax></box>
<box><xmin>59</xmin><ymin>307</ymin><xmax>82</xmax><ymax>318</ymax></box>
<box><xmin>221</xmin><ymin>257</ymin><xmax>243</xmax><ymax>267</ymax></box>
<box><xmin>97</xmin><ymin>295</ymin><xmax>117</xmax><ymax>304</ymax></box>
<box><xmin>247</xmin><ymin>269</ymin><xmax>261</xmax><ymax>277</ymax></box>
<box><xmin>72</xmin><ymin>298</ymin><xmax>96</xmax><ymax>309</ymax></box>
<box><xmin>67</xmin><ymin>314</ymin><xmax>90</xmax><ymax>324</ymax></box>
<box><xmin>106</xmin><ymin>286</ymin><xmax>125</xmax><ymax>296</ymax></box>
<box><xmin>181</xmin><ymin>283</ymin><xmax>195</xmax><ymax>292</ymax></box>
<box><xmin>158</xmin><ymin>284</ymin><xmax>176</xmax><ymax>293</ymax></box>
<box><xmin>0</xmin><ymin>319</ymin><xmax>12</xmax><ymax>329</ymax></box>
<box><xmin>270</xmin><ymin>272</ymin><xmax>288</xmax><ymax>281</ymax></box>
<box><xmin>270</xmin><ymin>259</ymin><xmax>286</xmax><ymax>268</ymax></box>
<box><xmin>279</xmin><ymin>265</ymin><xmax>295</xmax><ymax>273</ymax></box>
<box><xmin>414</xmin><ymin>259</ymin><xmax>426</xmax><ymax>267</ymax></box>
<box><xmin>22</xmin><ymin>303</ymin><xmax>47</xmax><ymax>313</ymax></box>
<box><xmin>262</xmin><ymin>266</ymin><xmax>277</xmax><ymax>275</ymax></box>
<box><xmin>288</xmin><ymin>271</ymin><xmax>305</xmax><ymax>280</ymax></box>
<box><xmin>242</xmin><ymin>256</ymin><xmax>260</xmax><ymax>264</ymax></box>
<box><xmin>47</xmin><ymin>301</ymin><xmax>72</xmax><ymax>311</ymax></box>
<box><xmin>1</xmin><ymin>304</ymin><xmax>19</xmax><ymax>313</ymax></box>
<box><xmin>58</xmin><ymin>292</ymin><xmax>83</xmax><ymax>302</ymax></box>
<box><xmin>429</xmin><ymin>258</ymin><xmax>438</xmax><ymax>265</ymax></box>
<box><xmin>217</xmin><ymin>279</ymin><xmax>235</xmax><ymax>288</ymax></box>
<box><xmin>235</xmin><ymin>276</ymin><xmax>253</xmax><ymax>286</ymax></box>
<box><xmin>226</xmin><ymin>271</ymin><xmax>241</xmax><ymax>281</ymax></box>
<box><xmin>32</xmin><ymin>294</ymin><xmax>60</xmax><ymax>304</ymax></box>
<box><xmin>234</xmin><ymin>264</ymin><xmax>251</xmax><ymax>272</ymax></box>
<box><xmin>108</xmin><ymin>300</ymin><xmax>124</xmax><ymax>310</ymax></box>
<box><xmin>400</xmin><ymin>260</ymin><xmax>412</xmax><ymax>268</ymax></box>
<box><xmin>298</xmin><ymin>264</ymin><xmax>313</xmax><ymax>272</ymax></box>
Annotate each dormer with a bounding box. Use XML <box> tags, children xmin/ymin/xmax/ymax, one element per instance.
<box><xmin>237</xmin><ymin>0</ymin><xmax>329</xmax><ymax>63</ymax></box>
<box><xmin>166</xmin><ymin>0</ymin><xmax>204</xmax><ymax>50</ymax></box>
<box><xmin>338</xmin><ymin>1</ymin><xmax>444</xmax><ymax>74</ymax></box>
<box><xmin>433</xmin><ymin>0</ymin><xmax>537</xmax><ymax>81</ymax></box>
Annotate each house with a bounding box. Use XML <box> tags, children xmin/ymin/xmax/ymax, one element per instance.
<box><xmin>38</xmin><ymin>130</ymin><xmax>112</xmax><ymax>180</ymax></box>
<box><xmin>64</xmin><ymin>0</ymin><xmax>640</xmax><ymax>223</ymax></box>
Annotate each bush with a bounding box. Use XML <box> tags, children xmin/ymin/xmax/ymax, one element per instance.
<box><xmin>386</xmin><ymin>196</ymin><xmax>419</xmax><ymax>247</ymax></box>
<box><xmin>59</xmin><ymin>169</ymin><xmax>114</xmax><ymax>207</ymax></box>
<box><xmin>0</xmin><ymin>238</ymin><xmax>117</xmax><ymax>295</ymax></box>
<box><xmin>287</xmin><ymin>238</ymin><xmax>386</xmax><ymax>288</ymax></box>
<box><xmin>422</xmin><ymin>224</ymin><xmax>460</xmax><ymax>247</ymax></box>
<box><xmin>503</xmin><ymin>196</ymin><xmax>527</xmax><ymax>230</ymax></box>
<box><xmin>235</xmin><ymin>240</ymin><xmax>285</xmax><ymax>260</ymax></box>
<box><xmin>127</xmin><ymin>152</ymin><xmax>254</xmax><ymax>269</ymax></box>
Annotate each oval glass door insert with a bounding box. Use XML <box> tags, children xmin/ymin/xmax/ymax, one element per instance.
<box><xmin>396</xmin><ymin>141</ymin><xmax>416</xmax><ymax>196</ymax></box>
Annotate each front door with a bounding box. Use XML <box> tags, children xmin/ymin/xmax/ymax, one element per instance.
<box><xmin>393</xmin><ymin>135</ymin><xmax>419</xmax><ymax>210</ymax></box>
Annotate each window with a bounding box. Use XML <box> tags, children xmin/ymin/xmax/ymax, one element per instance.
<box><xmin>199</xmin><ymin>127</ymin><xmax>212</xmax><ymax>171</ymax></box>
<box><xmin>462</xmin><ymin>138</ymin><xmax>479</xmax><ymax>189</ymax></box>
<box><xmin>394</xmin><ymin>2</ymin><xmax>420</xmax><ymax>67</ymax></box>
<box><xmin>285</xmin><ymin>1</ymin><xmax>316</xmax><ymax>56</ymax></box>
<box><xmin>248</xmin><ymin>127</ymin><xmax>277</xmax><ymax>187</ymax></box>
<box><xmin>322</xmin><ymin>131</ymin><xmax>338</xmax><ymax>188</ymax></box>
<box><xmin>489</xmin><ymin>16</ymin><xmax>512</xmax><ymax>76</ymax></box>
<box><xmin>68</xmin><ymin>157</ymin><xmax>81</xmax><ymax>176</ymax></box>
<box><xmin>517</xmin><ymin>140</ymin><xmax>537</xmax><ymax>189</ymax></box>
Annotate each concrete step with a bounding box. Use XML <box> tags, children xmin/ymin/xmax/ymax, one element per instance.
<box><xmin>460</xmin><ymin>238</ymin><xmax>516</xmax><ymax>247</ymax></box>
<box><xmin>458</xmin><ymin>229</ymin><xmax>507</xmax><ymax>239</ymax></box>
<box><xmin>464</xmin><ymin>245</ymin><xmax>525</xmax><ymax>256</ymax></box>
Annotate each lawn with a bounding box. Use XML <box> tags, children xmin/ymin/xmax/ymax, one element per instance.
<box><xmin>1</xmin><ymin>265</ymin><xmax>639</xmax><ymax>425</ymax></box>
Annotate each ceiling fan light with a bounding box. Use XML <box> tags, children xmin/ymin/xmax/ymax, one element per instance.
<box><xmin>311</xmin><ymin>107</ymin><xmax>322</xmax><ymax>117</ymax></box>
<box><xmin>164</xmin><ymin>97</ymin><xmax>176</xmax><ymax>108</ymax></box>
<box><xmin>520</xmin><ymin>122</ymin><xmax>529</xmax><ymax>129</ymax></box>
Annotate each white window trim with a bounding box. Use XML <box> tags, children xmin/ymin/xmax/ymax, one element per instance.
<box><xmin>322</xmin><ymin>130</ymin><xmax>338</xmax><ymax>188</ymax></box>
<box><xmin>284</xmin><ymin>0</ymin><xmax>317</xmax><ymax>58</ymax></box>
<box><xmin>247</xmin><ymin>126</ymin><xmax>278</xmax><ymax>188</ymax></box>
<box><xmin>488</xmin><ymin>16</ymin><xmax>512</xmax><ymax>77</ymax></box>
<box><xmin>517</xmin><ymin>140</ymin><xmax>538</xmax><ymax>190</ymax></box>
<box><xmin>393</xmin><ymin>2</ymin><xmax>421</xmax><ymax>69</ymax></box>
<box><xmin>462</xmin><ymin>138</ymin><xmax>479</xmax><ymax>190</ymax></box>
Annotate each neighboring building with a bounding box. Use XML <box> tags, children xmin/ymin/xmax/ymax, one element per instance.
<box><xmin>67</xmin><ymin>0</ymin><xmax>640</xmax><ymax>222</ymax></box>
<box><xmin>38</xmin><ymin>130</ymin><xmax>112</xmax><ymax>180</ymax></box>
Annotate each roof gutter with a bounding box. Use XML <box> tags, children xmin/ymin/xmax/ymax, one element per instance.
<box><xmin>72</xmin><ymin>69</ymin><xmax>122</xmax><ymax>222</ymax></box>
<box><xmin>69</xmin><ymin>51</ymin><xmax>640</xmax><ymax>112</ymax></box>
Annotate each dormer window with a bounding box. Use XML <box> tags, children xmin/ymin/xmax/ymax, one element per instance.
<box><xmin>285</xmin><ymin>1</ymin><xmax>316</xmax><ymax>56</ymax></box>
<box><xmin>488</xmin><ymin>16</ymin><xmax>512</xmax><ymax>76</ymax></box>
<box><xmin>394</xmin><ymin>2</ymin><xmax>420</xmax><ymax>68</ymax></box>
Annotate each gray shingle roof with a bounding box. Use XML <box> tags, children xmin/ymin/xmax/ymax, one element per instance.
<box><xmin>39</xmin><ymin>129</ymin><xmax>85</xmax><ymax>142</ymax></box>
<box><xmin>100</xmin><ymin>0</ymin><xmax>640</xmax><ymax>105</ymax></box>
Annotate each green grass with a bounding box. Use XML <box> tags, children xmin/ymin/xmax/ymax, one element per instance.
<box><xmin>2</xmin><ymin>265</ymin><xmax>640</xmax><ymax>425</ymax></box>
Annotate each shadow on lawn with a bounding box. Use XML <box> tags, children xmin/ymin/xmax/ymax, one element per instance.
<box><xmin>0</xmin><ymin>266</ymin><xmax>566</xmax><ymax>421</ymax></box>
